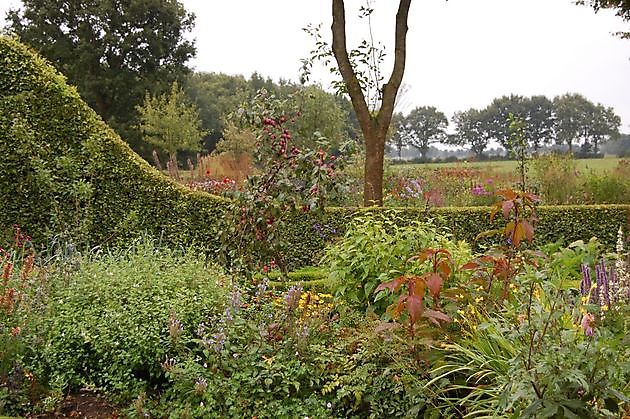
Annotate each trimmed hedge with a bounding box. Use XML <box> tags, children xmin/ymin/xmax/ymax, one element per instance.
<box><xmin>280</xmin><ymin>205</ymin><xmax>630</xmax><ymax>268</ymax></box>
<box><xmin>1</xmin><ymin>37</ymin><xmax>628</xmax><ymax>265</ymax></box>
<box><xmin>0</xmin><ymin>36</ymin><xmax>227</xmax><ymax>249</ymax></box>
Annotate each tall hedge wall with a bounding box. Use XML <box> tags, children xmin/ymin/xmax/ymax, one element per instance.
<box><xmin>0</xmin><ymin>36</ymin><xmax>227</xmax><ymax>249</ymax></box>
<box><xmin>1</xmin><ymin>37</ymin><xmax>628</xmax><ymax>266</ymax></box>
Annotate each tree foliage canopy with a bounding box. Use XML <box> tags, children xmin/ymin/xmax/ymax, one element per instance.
<box><xmin>393</xmin><ymin>106</ymin><xmax>448</xmax><ymax>160</ymax></box>
<box><xmin>578</xmin><ymin>0</ymin><xmax>630</xmax><ymax>38</ymax></box>
<box><xmin>137</xmin><ymin>81</ymin><xmax>206</xmax><ymax>161</ymax></box>
<box><xmin>5</xmin><ymin>0</ymin><xmax>196</xmax><ymax>149</ymax></box>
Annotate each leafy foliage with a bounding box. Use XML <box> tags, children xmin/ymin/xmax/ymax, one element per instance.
<box><xmin>325</xmin><ymin>212</ymin><xmax>471</xmax><ymax>312</ymax></box>
<box><xmin>217</xmin><ymin>89</ymin><xmax>350</xmax><ymax>277</ymax></box>
<box><xmin>4</xmin><ymin>0</ymin><xmax>196</xmax><ymax>154</ymax></box>
<box><xmin>136</xmin><ymin>81</ymin><xmax>207</xmax><ymax>162</ymax></box>
<box><xmin>31</xmin><ymin>240</ymin><xmax>228</xmax><ymax>399</ymax></box>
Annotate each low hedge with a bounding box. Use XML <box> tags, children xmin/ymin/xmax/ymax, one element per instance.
<box><xmin>280</xmin><ymin>205</ymin><xmax>630</xmax><ymax>268</ymax></box>
<box><xmin>1</xmin><ymin>37</ymin><xmax>628</xmax><ymax>268</ymax></box>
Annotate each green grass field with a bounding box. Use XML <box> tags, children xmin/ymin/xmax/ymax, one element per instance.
<box><xmin>390</xmin><ymin>157</ymin><xmax>623</xmax><ymax>175</ymax></box>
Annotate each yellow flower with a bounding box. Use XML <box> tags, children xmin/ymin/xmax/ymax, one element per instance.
<box><xmin>262</xmin><ymin>355</ymin><xmax>274</xmax><ymax>365</ymax></box>
<box><xmin>475</xmin><ymin>296</ymin><xmax>484</xmax><ymax>303</ymax></box>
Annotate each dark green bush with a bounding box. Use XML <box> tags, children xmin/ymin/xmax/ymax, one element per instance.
<box><xmin>29</xmin><ymin>241</ymin><xmax>228</xmax><ymax>399</ymax></box>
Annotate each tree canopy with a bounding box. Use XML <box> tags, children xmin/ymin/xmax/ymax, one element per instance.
<box><xmin>579</xmin><ymin>0</ymin><xmax>630</xmax><ymax>38</ymax></box>
<box><xmin>137</xmin><ymin>82</ymin><xmax>206</xmax><ymax>163</ymax></box>
<box><xmin>393</xmin><ymin>106</ymin><xmax>448</xmax><ymax>161</ymax></box>
<box><xmin>5</xmin><ymin>0</ymin><xmax>196</xmax><ymax>154</ymax></box>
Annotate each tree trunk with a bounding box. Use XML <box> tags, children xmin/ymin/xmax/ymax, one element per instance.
<box><xmin>364</xmin><ymin>130</ymin><xmax>386</xmax><ymax>205</ymax></box>
<box><xmin>331</xmin><ymin>0</ymin><xmax>411</xmax><ymax>206</ymax></box>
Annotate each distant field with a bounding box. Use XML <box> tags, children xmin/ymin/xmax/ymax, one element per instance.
<box><xmin>390</xmin><ymin>157</ymin><xmax>623</xmax><ymax>175</ymax></box>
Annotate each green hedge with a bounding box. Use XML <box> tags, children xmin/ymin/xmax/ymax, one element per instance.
<box><xmin>1</xmin><ymin>37</ymin><xmax>628</xmax><ymax>265</ymax></box>
<box><xmin>280</xmin><ymin>205</ymin><xmax>630</xmax><ymax>268</ymax></box>
<box><xmin>0</xmin><ymin>36</ymin><xmax>227</xmax><ymax>249</ymax></box>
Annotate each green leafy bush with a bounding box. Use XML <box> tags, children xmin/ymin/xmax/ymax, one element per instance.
<box><xmin>427</xmin><ymin>236</ymin><xmax>630</xmax><ymax>417</ymax></box>
<box><xmin>30</xmin><ymin>240</ymin><xmax>228</xmax><ymax>400</ymax></box>
<box><xmin>324</xmin><ymin>211</ymin><xmax>472</xmax><ymax>311</ymax></box>
<box><xmin>153</xmin><ymin>286</ymin><xmax>433</xmax><ymax>418</ymax></box>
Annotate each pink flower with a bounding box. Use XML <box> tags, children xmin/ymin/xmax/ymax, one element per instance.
<box><xmin>581</xmin><ymin>313</ymin><xmax>595</xmax><ymax>337</ymax></box>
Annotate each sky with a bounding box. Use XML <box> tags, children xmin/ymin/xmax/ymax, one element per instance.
<box><xmin>1</xmin><ymin>0</ymin><xmax>629</xmax><ymax>132</ymax></box>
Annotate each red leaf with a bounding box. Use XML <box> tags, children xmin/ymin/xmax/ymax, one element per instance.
<box><xmin>502</xmin><ymin>200</ymin><xmax>514</xmax><ymax>219</ymax></box>
<box><xmin>410</xmin><ymin>248</ymin><xmax>434</xmax><ymax>264</ymax></box>
<box><xmin>410</xmin><ymin>277</ymin><xmax>426</xmax><ymax>298</ymax></box>
<box><xmin>524</xmin><ymin>192</ymin><xmax>540</xmax><ymax>203</ymax></box>
<box><xmin>497</xmin><ymin>189</ymin><xmax>517</xmax><ymax>201</ymax></box>
<box><xmin>522</xmin><ymin>220</ymin><xmax>534</xmax><ymax>242</ymax></box>
<box><xmin>407</xmin><ymin>295</ymin><xmax>424</xmax><ymax>325</ymax></box>
<box><xmin>423</xmin><ymin>309</ymin><xmax>451</xmax><ymax>326</ymax></box>
<box><xmin>461</xmin><ymin>261</ymin><xmax>479</xmax><ymax>270</ymax></box>
<box><xmin>436</xmin><ymin>260</ymin><xmax>452</xmax><ymax>278</ymax></box>
<box><xmin>426</xmin><ymin>273</ymin><xmax>443</xmax><ymax>299</ymax></box>
<box><xmin>513</xmin><ymin>221</ymin><xmax>526</xmax><ymax>247</ymax></box>
<box><xmin>375</xmin><ymin>275</ymin><xmax>407</xmax><ymax>294</ymax></box>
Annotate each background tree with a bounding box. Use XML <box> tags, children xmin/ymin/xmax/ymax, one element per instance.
<box><xmin>553</xmin><ymin>93</ymin><xmax>593</xmax><ymax>152</ymax></box>
<box><xmin>523</xmin><ymin>95</ymin><xmax>556</xmax><ymax>153</ymax></box>
<box><xmin>485</xmin><ymin>94</ymin><xmax>528</xmax><ymax>150</ymax></box>
<box><xmin>387</xmin><ymin>112</ymin><xmax>406</xmax><ymax>160</ymax></box>
<box><xmin>137</xmin><ymin>82</ymin><xmax>206</xmax><ymax>165</ymax></box>
<box><xmin>585</xmin><ymin>103</ymin><xmax>621</xmax><ymax>153</ymax></box>
<box><xmin>395</xmin><ymin>106</ymin><xmax>448</xmax><ymax>161</ymax></box>
<box><xmin>450</xmin><ymin>108</ymin><xmax>494</xmax><ymax>159</ymax></box>
<box><xmin>5</xmin><ymin>0</ymin><xmax>196</xmax><ymax>155</ymax></box>
<box><xmin>292</xmin><ymin>85</ymin><xmax>350</xmax><ymax>150</ymax></box>
<box><xmin>184</xmin><ymin>72</ymin><xmax>249</xmax><ymax>152</ymax></box>
<box><xmin>485</xmin><ymin>95</ymin><xmax>556</xmax><ymax>154</ymax></box>
<box><xmin>578</xmin><ymin>0</ymin><xmax>630</xmax><ymax>38</ymax></box>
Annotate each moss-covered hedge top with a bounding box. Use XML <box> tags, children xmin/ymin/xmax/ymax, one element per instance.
<box><xmin>0</xmin><ymin>36</ymin><xmax>228</xmax><ymax>248</ymax></box>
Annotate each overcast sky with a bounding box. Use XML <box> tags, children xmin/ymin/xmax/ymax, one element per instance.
<box><xmin>2</xmin><ymin>0</ymin><xmax>629</xmax><ymax>132</ymax></box>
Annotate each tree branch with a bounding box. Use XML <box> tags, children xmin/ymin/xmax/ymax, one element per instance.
<box><xmin>331</xmin><ymin>0</ymin><xmax>372</xmax><ymax>135</ymax></box>
<box><xmin>377</xmin><ymin>0</ymin><xmax>411</xmax><ymax>138</ymax></box>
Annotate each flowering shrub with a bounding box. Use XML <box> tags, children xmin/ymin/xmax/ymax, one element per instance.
<box><xmin>217</xmin><ymin>89</ymin><xmax>350</xmax><ymax>277</ymax></box>
<box><xmin>425</xmin><ymin>194</ymin><xmax>629</xmax><ymax>417</ymax></box>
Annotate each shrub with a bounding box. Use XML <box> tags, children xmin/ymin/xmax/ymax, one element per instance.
<box><xmin>324</xmin><ymin>211</ymin><xmax>472</xmax><ymax>312</ymax></box>
<box><xmin>154</xmin><ymin>286</ymin><xmax>434</xmax><ymax>418</ymax></box>
<box><xmin>28</xmin><ymin>240</ymin><xmax>229</xmax><ymax>400</ymax></box>
<box><xmin>581</xmin><ymin>171</ymin><xmax>630</xmax><ymax>204</ymax></box>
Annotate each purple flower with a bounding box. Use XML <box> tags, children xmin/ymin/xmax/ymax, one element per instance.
<box><xmin>580</xmin><ymin>264</ymin><xmax>591</xmax><ymax>297</ymax></box>
<box><xmin>210</xmin><ymin>328</ymin><xmax>226</xmax><ymax>353</ymax></box>
<box><xmin>581</xmin><ymin>313</ymin><xmax>595</xmax><ymax>337</ymax></box>
<box><xmin>284</xmin><ymin>285</ymin><xmax>303</xmax><ymax>311</ymax></box>
<box><xmin>595</xmin><ymin>260</ymin><xmax>610</xmax><ymax>308</ymax></box>
<box><xmin>471</xmin><ymin>185</ymin><xmax>488</xmax><ymax>196</ymax></box>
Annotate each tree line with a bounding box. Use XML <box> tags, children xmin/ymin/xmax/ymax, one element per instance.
<box><xmin>4</xmin><ymin>0</ymin><xmax>629</xmax><ymax>206</ymax></box>
<box><xmin>390</xmin><ymin>93</ymin><xmax>622</xmax><ymax>161</ymax></box>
